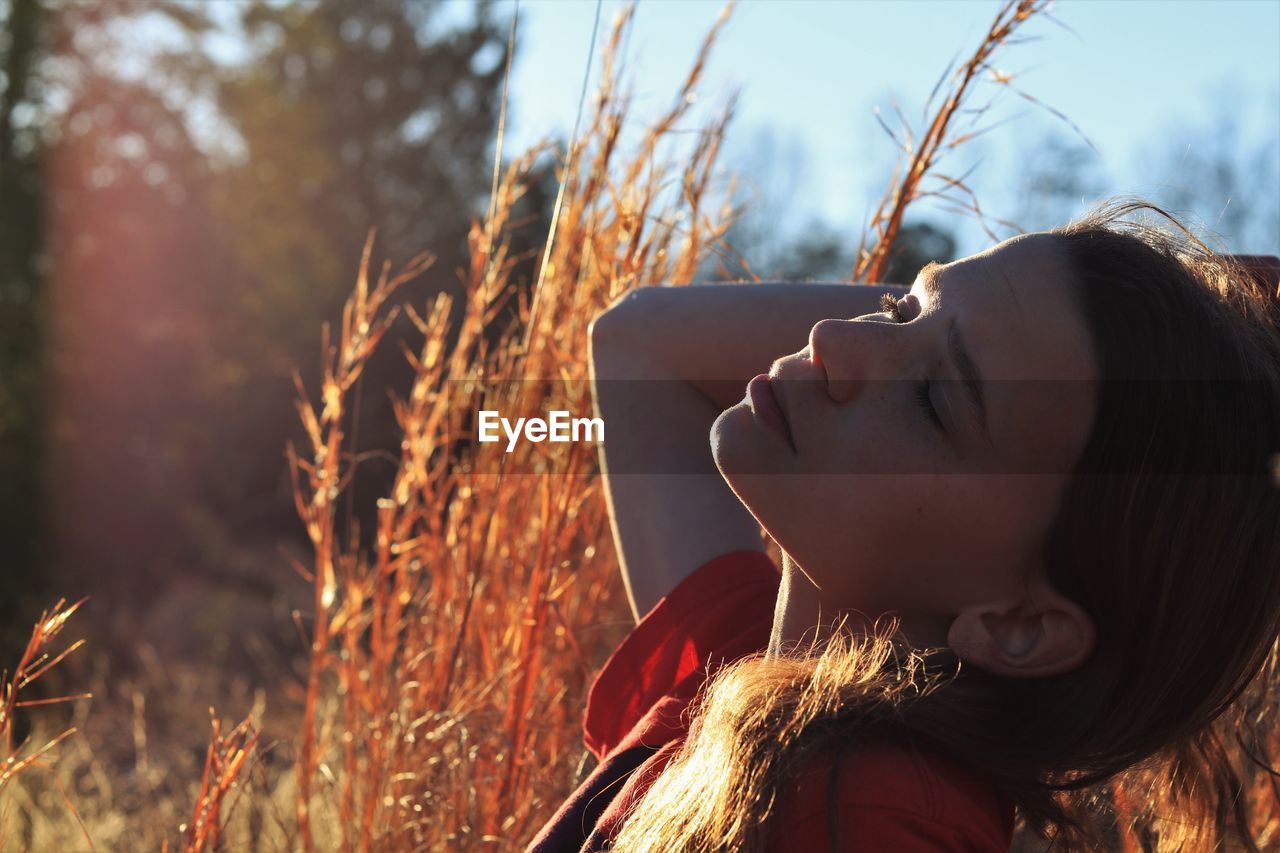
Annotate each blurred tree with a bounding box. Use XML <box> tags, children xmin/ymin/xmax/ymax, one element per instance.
<box><xmin>1013</xmin><ymin>127</ymin><xmax>1108</xmax><ymax>234</ymax></box>
<box><xmin>10</xmin><ymin>0</ymin><xmax>521</xmax><ymax>663</ymax></box>
<box><xmin>716</xmin><ymin>212</ymin><xmax>955</xmax><ymax>287</ymax></box>
<box><xmin>709</xmin><ymin>124</ymin><xmax>956</xmax><ymax>286</ymax></box>
<box><xmin>1004</xmin><ymin>90</ymin><xmax>1278</xmax><ymax>257</ymax></box>
<box><xmin>705</xmin><ymin>124</ymin><xmax>811</xmax><ymax>282</ymax></box>
<box><xmin>0</xmin><ymin>0</ymin><xmax>47</xmax><ymax>653</ymax></box>
<box><xmin>881</xmin><ymin>222</ymin><xmax>957</xmax><ymax>285</ymax></box>
<box><xmin>1</xmin><ymin>0</ymin><xmax>228</xmax><ymax>656</ymax></box>
<box><xmin>199</xmin><ymin>0</ymin><xmax>515</xmax><ymax>553</ymax></box>
<box><xmin>775</xmin><ymin>222</ymin><xmax>858</xmax><ymax>282</ymax></box>
<box><xmin>1142</xmin><ymin>92</ymin><xmax>1279</xmax><ymax>255</ymax></box>
<box><xmin>39</xmin><ymin>0</ymin><xmax>227</xmax><ymax>632</ymax></box>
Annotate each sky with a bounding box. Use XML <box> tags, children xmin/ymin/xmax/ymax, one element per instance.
<box><xmin>466</xmin><ymin>0</ymin><xmax>1280</xmax><ymax>257</ymax></box>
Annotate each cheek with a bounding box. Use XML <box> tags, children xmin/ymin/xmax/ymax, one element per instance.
<box><xmin>804</xmin><ymin>476</ymin><xmax>1038</xmax><ymax>611</ymax></box>
<box><xmin>997</xmin><ymin>386</ymin><xmax>1095</xmax><ymax>475</ymax></box>
<box><xmin>899</xmin><ymin>476</ymin><xmax>1062</xmax><ymax>605</ymax></box>
<box><xmin>739</xmin><ymin>475</ymin><xmax>942</xmax><ymax>604</ymax></box>
<box><xmin>910</xmin><ymin>476</ymin><xmax>1034</xmax><ymax>559</ymax></box>
<box><xmin>713</xmin><ymin>425</ymin><xmax>1061</xmax><ymax>613</ymax></box>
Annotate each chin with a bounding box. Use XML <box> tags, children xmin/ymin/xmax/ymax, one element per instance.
<box><xmin>711</xmin><ymin>403</ymin><xmax>765</xmax><ymax>476</ymax></box>
<box><xmin>712</xmin><ymin>404</ymin><xmax>793</xmax><ymax>525</ymax></box>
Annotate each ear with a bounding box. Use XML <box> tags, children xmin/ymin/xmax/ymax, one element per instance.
<box><xmin>946</xmin><ymin>578</ymin><xmax>1095</xmax><ymax>678</ymax></box>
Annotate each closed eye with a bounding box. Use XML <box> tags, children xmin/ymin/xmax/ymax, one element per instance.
<box><xmin>879</xmin><ymin>292</ymin><xmax>945</xmax><ymax>431</ymax></box>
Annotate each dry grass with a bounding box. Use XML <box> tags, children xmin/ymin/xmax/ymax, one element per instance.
<box><xmin>2</xmin><ymin>1</ymin><xmax>1279</xmax><ymax>850</ymax></box>
<box><xmin>0</xmin><ymin>599</ymin><xmax>92</xmax><ymax>849</ymax></box>
<box><xmin>1</xmin><ymin>0</ymin><xmax>746</xmax><ymax>844</ymax></box>
<box><xmin>3</xmin><ymin>0</ymin><xmax>741</xmax><ymax>842</ymax></box>
<box><xmin>272</xmin><ymin>4</ymin><xmax>740</xmax><ymax>847</ymax></box>
<box><xmin>854</xmin><ymin>0</ymin><xmax>1091</xmax><ymax>282</ymax></box>
<box><xmin>171</xmin><ymin>713</ymin><xmax>262</xmax><ymax>853</ymax></box>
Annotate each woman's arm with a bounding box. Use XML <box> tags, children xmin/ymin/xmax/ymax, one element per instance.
<box><xmin>588</xmin><ymin>281</ymin><xmax>909</xmax><ymax>622</ymax></box>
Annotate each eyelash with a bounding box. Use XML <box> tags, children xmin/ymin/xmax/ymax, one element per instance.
<box><xmin>879</xmin><ymin>292</ymin><xmax>945</xmax><ymax>431</ymax></box>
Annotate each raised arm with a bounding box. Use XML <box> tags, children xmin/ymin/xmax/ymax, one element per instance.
<box><xmin>588</xmin><ymin>281</ymin><xmax>909</xmax><ymax>622</ymax></box>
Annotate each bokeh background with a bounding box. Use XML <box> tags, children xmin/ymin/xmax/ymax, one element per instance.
<box><xmin>0</xmin><ymin>0</ymin><xmax>1276</xmax><ymax>842</ymax></box>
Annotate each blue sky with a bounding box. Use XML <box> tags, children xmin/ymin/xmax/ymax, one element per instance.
<box><xmin>475</xmin><ymin>0</ymin><xmax>1280</xmax><ymax>257</ymax></box>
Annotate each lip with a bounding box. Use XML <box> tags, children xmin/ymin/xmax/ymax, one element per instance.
<box><xmin>748</xmin><ymin>373</ymin><xmax>797</xmax><ymax>453</ymax></box>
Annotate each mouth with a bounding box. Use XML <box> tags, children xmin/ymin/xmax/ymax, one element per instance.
<box><xmin>747</xmin><ymin>373</ymin><xmax>797</xmax><ymax>453</ymax></box>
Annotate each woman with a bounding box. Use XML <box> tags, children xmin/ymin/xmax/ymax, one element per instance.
<box><xmin>528</xmin><ymin>199</ymin><xmax>1280</xmax><ymax>851</ymax></box>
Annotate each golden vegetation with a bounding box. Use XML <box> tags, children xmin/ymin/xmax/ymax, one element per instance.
<box><xmin>1</xmin><ymin>599</ymin><xmax>92</xmax><ymax>848</ymax></box>
<box><xmin>3</xmin><ymin>1</ymin><xmax>1277</xmax><ymax>850</ymax></box>
<box><xmin>6</xmin><ymin>3</ymin><xmax>743</xmax><ymax>848</ymax></box>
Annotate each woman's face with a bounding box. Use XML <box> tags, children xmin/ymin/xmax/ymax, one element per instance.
<box><xmin>712</xmin><ymin>233</ymin><xmax>1098</xmax><ymax>630</ymax></box>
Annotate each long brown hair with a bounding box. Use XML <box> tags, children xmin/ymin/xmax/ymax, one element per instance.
<box><xmin>610</xmin><ymin>199</ymin><xmax>1280</xmax><ymax>851</ymax></box>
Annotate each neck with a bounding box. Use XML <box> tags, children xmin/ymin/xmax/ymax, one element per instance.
<box><xmin>767</xmin><ymin>552</ymin><xmax>949</xmax><ymax>658</ymax></box>
<box><xmin>768</xmin><ymin>552</ymin><xmax>832</xmax><ymax>657</ymax></box>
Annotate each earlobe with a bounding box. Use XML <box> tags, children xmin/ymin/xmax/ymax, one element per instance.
<box><xmin>947</xmin><ymin>584</ymin><xmax>1096</xmax><ymax>678</ymax></box>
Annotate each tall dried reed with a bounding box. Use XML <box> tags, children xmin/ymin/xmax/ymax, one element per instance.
<box><xmin>0</xmin><ymin>598</ymin><xmax>92</xmax><ymax>848</ymax></box>
<box><xmin>854</xmin><ymin>0</ymin><xmax>1088</xmax><ymax>283</ymax></box>
<box><xmin>5</xmin><ymin>0</ymin><xmax>1278</xmax><ymax>849</ymax></box>
<box><xmin>280</xmin><ymin>4</ymin><xmax>741</xmax><ymax>848</ymax></box>
<box><xmin>171</xmin><ymin>713</ymin><xmax>262</xmax><ymax>853</ymax></box>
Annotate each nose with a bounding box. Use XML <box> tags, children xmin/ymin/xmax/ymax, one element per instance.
<box><xmin>807</xmin><ymin>317</ymin><xmax>900</xmax><ymax>404</ymax></box>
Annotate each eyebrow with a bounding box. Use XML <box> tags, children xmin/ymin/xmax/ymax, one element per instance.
<box><xmin>918</xmin><ymin>261</ymin><xmax>990</xmax><ymax>439</ymax></box>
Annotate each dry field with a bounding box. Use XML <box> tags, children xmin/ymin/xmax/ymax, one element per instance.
<box><xmin>2</xmin><ymin>2</ymin><xmax>1278</xmax><ymax>850</ymax></box>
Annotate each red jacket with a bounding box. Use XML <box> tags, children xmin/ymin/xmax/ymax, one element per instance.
<box><xmin>528</xmin><ymin>550</ymin><xmax>1015</xmax><ymax>851</ymax></box>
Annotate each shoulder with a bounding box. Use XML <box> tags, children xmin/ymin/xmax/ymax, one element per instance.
<box><xmin>769</xmin><ymin>741</ymin><xmax>1014</xmax><ymax>852</ymax></box>
<box><xmin>583</xmin><ymin>549</ymin><xmax>780</xmax><ymax>760</ymax></box>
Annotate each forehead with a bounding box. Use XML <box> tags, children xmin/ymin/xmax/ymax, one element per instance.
<box><xmin>917</xmin><ymin>233</ymin><xmax>1098</xmax><ymax>467</ymax></box>
<box><xmin>918</xmin><ymin>234</ymin><xmax>1093</xmax><ymax>380</ymax></box>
